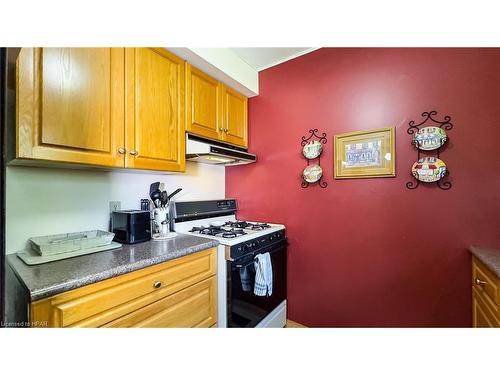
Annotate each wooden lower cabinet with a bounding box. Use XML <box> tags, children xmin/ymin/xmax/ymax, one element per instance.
<box><xmin>103</xmin><ymin>276</ymin><xmax>216</xmax><ymax>328</ymax></box>
<box><xmin>30</xmin><ymin>248</ymin><xmax>217</xmax><ymax>328</ymax></box>
<box><xmin>473</xmin><ymin>289</ymin><xmax>499</xmax><ymax>327</ymax></box>
<box><xmin>472</xmin><ymin>256</ymin><xmax>500</xmax><ymax>328</ymax></box>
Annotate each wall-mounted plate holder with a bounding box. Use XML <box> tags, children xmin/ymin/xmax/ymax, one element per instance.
<box><xmin>406</xmin><ymin>111</ymin><xmax>453</xmax><ymax>190</ymax></box>
<box><xmin>301</xmin><ymin>129</ymin><xmax>327</xmax><ymax>188</ymax></box>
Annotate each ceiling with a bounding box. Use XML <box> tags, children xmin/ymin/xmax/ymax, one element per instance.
<box><xmin>230</xmin><ymin>48</ymin><xmax>318</xmax><ymax>71</ymax></box>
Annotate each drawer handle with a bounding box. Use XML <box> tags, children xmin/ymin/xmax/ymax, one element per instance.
<box><xmin>153</xmin><ymin>281</ymin><xmax>162</xmax><ymax>289</ymax></box>
<box><xmin>475</xmin><ymin>278</ymin><xmax>487</xmax><ymax>286</ymax></box>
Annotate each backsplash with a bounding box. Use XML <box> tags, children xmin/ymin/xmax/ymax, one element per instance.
<box><xmin>6</xmin><ymin>162</ymin><xmax>225</xmax><ymax>254</ymax></box>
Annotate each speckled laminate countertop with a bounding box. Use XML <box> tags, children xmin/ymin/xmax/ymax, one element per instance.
<box><xmin>7</xmin><ymin>234</ymin><xmax>219</xmax><ymax>302</ymax></box>
<box><xmin>469</xmin><ymin>246</ymin><xmax>500</xmax><ymax>277</ymax></box>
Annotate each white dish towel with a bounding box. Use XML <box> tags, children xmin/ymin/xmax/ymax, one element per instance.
<box><xmin>254</xmin><ymin>252</ymin><xmax>273</xmax><ymax>297</ymax></box>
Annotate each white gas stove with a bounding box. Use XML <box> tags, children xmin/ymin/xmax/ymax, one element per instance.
<box><xmin>174</xmin><ymin>215</ymin><xmax>285</xmax><ymax>246</ymax></box>
<box><xmin>172</xmin><ymin>199</ymin><xmax>287</xmax><ymax>328</ymax></box>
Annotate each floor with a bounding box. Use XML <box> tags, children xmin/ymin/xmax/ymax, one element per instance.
<box><xmin>286</xmin><ymin>319</ymin><xmax>307</xmax><ymax>328</ymax></box>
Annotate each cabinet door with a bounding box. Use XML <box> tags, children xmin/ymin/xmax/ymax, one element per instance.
<box><xmin>222</xmin><ymin>85</ymin><xmax>248</xmax><ymax>148</ymax></box>
<box><xmin>17</xmin><ymin>48</ymin><xmax>126</xmax><ymax>167</ymax></box>
<box><xmin>125</xmin><ymin>48</ymin><xmax>185</xmax><ymax>172</ymax></box>
<box><xmin>473</xmin><ymin>291</ymin><xmax>499</xmax><ymax>328</ymax></box>
<box><xmin>186</xmin><ymin>64</ymin><xmax>222</xmax><ymax>141</ymax></box>
<box><xmin>102</xmin><ymin>276</ymin><xmax>217</xmax><ymax>328</ymax></box>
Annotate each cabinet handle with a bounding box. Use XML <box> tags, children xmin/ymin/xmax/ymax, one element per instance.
<box><xmin>475</xmin><ymin>278</ymin><xmax>487</xmax><ymax>286</ymax></box>
<box><xmin>219</xmin><ymin>127</ymin><xmax>224</xmax><ymax>132</ymax></box>
<box><xmin>118</xmin><ymin>147</ymin><xmax>126</xmax><ymax>154</ymax></box>
<box><xmin>129</xmin><ymin>149</ymin><xmax>139</xmax><ymax>157</ymax></box>
<box><xmin>224</xmin><ymin>128</ymin><xmax>228</xmax><ymax>133</ymax></box>
<box><xmin>153</xmin><ymin>281</ymin><xmax>162</xmax><ymax>289</ymax></box>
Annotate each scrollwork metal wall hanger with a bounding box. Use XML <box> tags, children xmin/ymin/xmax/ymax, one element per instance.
<box><xmin>406</xmin><ymin>111</ymin><xmax>453</xmax><ymax>190</ymax></box>
<box><xmin>301</xmin><ymin>129</ymin><xmax>327</xmax><ymax>188</ymax></box>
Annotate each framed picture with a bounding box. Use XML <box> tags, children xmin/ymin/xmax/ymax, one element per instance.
<box><xmin>334</xmin><ymin>127</ymin><xmax>395</xmax><ymax>179</ymax></box>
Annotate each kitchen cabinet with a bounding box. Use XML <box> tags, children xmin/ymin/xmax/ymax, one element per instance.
<box><xmin>472</xmin><ymin>256</ymin><xmax>500</xmax><ymax>327</ymax></box>
<box><xmin>222</xmin><ymin>85</ymin><xmax>248</xmax><ymax>148</ymax></box>
<box><xmin>186</xmin><ymin>64</ymin><xmax>248</xmax><ymax>148</ymax></box>
<box><xmin>16</xmin><ymin>48</ymin><xmax>126</xmax><ymax>167</ymax></box>
<box><xmin>125</xmin><ymin>48</ymin><xmax>185</xmax><ymax>172</ymax></box>
<box><xmin>15</xmin><ymin>47</ymin><xmax>185</xmax><ymax>172</ymax></box>
<box><xmin>186</xmin><ymin>64</ymin><xmax>222</xmax><ymax>140</ymax></box>
<box><xmin>30</xmin><ymin>248</ymin><xmax>217</xmax><ymax>328</ymax></box>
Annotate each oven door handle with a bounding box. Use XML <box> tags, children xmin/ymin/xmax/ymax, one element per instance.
<box><xmin>233</xmin><ymin>244</ymin><xmax>287</xmax><ymax>268</ymax></box>
<box><xmin>235</xmin><ymin>261</ymin><xmax>255</xmax><ymax>269</ymax></box>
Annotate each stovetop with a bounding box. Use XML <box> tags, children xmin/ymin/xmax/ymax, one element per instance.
<box><xmin>189</xmin><ymin>221</ymin><xmax>272</xmax><ymax>239</ymax></box>
<box><xmin>174</xmin><ymin>215</ymin><xmax>285</xmax><ymax>246</ymax></box>
<box><xmin>189</xmin><ymin>226</ymin><xmax>248</xmax><ymax>239</ymax></box>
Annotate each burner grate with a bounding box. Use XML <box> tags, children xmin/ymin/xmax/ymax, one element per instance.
<box><xmin>189</xmin><ymin>225</ymin><xmax>247</xmax><ymax>238</ymax></box>
<box><xmin>224</xmin><ymin>221</ymin><xmax>271</xmax><ymax>230</ymax></box>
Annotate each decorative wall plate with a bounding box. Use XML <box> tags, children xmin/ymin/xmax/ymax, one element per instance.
<box><xmin>411</xmin><ymin>157</ymin><xmax>447</xmax><ymax>182</ymax></box>
<box><xmin>302</xmin><ymin>164</ymin><xmax>323</xmax><ymax>183</ymax></box>
<box><xmin>302</xmin><ymin>140</ymin><xmax>323</xmax><ymax>159</ymax></box>
<box><xmin>413</xmin><ymin>126</ymin><xmax>447</xmax><ymax>150</ymax></box>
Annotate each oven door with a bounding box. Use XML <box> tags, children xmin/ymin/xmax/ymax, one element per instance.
<box><xmin>227</xmin><ymin>241</ymin><xmax>287</xmax><ymax>328</ymax></box>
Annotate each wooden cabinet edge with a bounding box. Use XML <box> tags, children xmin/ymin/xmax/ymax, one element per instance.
<box><xmin>473</xmin><ymin>288</ymin><xmax>500</xmax><ymax>327</ymax></box>
<box><xmin>471</xmin><ymin>256</ymin><xmax>500</xmax><ymax>327</ymax></box>
<box><xmin>16</xmin><ymin>47</ymin><xmax>34</xmax><ymax>159</ymax></box>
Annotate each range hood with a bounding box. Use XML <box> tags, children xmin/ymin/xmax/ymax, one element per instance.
<box><xmin>186</xmin><ymin>134</ymin><xmax>256</xmax><ymax>165</ymax></box>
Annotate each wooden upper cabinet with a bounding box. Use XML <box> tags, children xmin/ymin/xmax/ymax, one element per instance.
<box><xmin>186</xmin><ymin>64</ymin><xmax>222</xmax><ymax>140</ymax></box>
<box><xmin>125</xmin><ymin>48</ymin><xmax>186</xmax><ymax>172</ymax></box>
<box><xmin>186</xmin><ymin>63</ymin><xmax>248</xmax><ymax>149</ymax></box>
<box><xmin>16</xmin><ymin>48</ymin><xmax>247</xmax><ymax>171</ymax></box>
<box><xmin>16</xmin><ymin>48</ymin><xmax>126</xmax><ymax>167</ymax></box>
<box><xmin>222</xmin><ymin>86</ymin><xmax>248</xmax><ymax>148</ymax></box>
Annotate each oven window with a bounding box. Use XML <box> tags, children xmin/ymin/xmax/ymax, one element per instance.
<box><xmin>228</xmin><ymin>245</ymin><xmax>287</xmax><ymax>328</ymax></box>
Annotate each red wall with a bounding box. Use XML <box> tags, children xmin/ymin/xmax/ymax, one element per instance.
<box><xmin>226</xmin><ymin>48</ymin><xmax>500</xmax><ymax>327</ymax></box>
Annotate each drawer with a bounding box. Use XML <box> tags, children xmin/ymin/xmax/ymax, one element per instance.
<box><xmin>30</xmin><ymin>248</ymin><xmax>216</xmax><ymax>327</ymax></box>
<box><xmin>472</xmin><ymin>256</ymin><xmax>499</xmax><ymax>316</ymax></box>
<box><xmin>102</xmin><ymin>276</ymin><xmax>217</xmax><ymax>328</ymax></box>
<box><xmin>473</xmin><ymin>288</ymin><xmax>500</xmax><ymax>328</ymax></box>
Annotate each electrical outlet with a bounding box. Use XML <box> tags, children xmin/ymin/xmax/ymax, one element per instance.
<box><xmin>109</xmin><ymin>201</ymin><xmax>121</xmax><ymax>213</ymax></box>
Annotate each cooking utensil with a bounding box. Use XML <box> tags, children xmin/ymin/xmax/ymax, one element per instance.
<box><xmin>166</xmin><ymin>188</ymin><xmax>183</xmax><ymax>202</ymax></box>
<box><xmin>149</xmin><ymin>182</ymin><xmax>160</xmax><ymax>196</ymax></box>
<box><xmin>150</xmin><ymin>189</ymin><xmax>162</xmax><ymax>208</ymax></box>
<box><xmin>160</xmin><ymin>191</ymin><xmax>168</xmax><ymax>207</ymax></box>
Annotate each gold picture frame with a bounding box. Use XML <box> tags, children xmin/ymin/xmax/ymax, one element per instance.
<box><xmin>334</xmin><ymin>127</ymin><xmax>395</xmax><ymax>179</ymax></box>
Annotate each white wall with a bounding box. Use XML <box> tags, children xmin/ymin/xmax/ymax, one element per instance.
<box><xmin>167</xmin><ymin>47</ymin><xmax>259</xmax><ymax>97</ymax></box>
<box><xmin>5</xmin><ymin>162</ymin><xmax>225</xmax><ymax>254</ymax></box>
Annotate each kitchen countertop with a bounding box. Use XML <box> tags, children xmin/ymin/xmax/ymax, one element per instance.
<box><xmin>7</xmin><ymin>234</ymin><xmax>219</xmax><ymax>302</ymax></box>
<box><xmin>469</xmin><ymin>246</ymin><xmax>500</xmax><ymax>277</ymax></box>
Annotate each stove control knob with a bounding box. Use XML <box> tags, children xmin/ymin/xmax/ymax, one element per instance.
<box><xmin>269</xmin><ymin>234</ymin><xmax>275</xmax><ymax>241</ymax></box>
<box><xmin>252</xmin><ymin>241</ymin><xmax>258</xmax><ymax>248</ymax></box>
